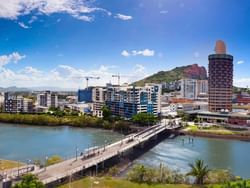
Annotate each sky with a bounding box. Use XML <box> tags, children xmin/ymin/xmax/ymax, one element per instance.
<box><xmin>0</xmin><ymin>0</ymin><xmax>250</xmax><ymax>89</ymax></box>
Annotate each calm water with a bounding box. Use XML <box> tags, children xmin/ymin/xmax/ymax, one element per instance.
<box><xmin>135</xmin><ymin>136</ymin><xmax>250</xmax><ymax>179</ymax></box>
<box><xmin>1</xmin><ymin>123</ymin><xmax>250</xmax><ymax>178</ymax></box>
<box><xmin>0</xmin><ymin>123</ymin><xmax>123</xmax><ymax>162</ymax></box>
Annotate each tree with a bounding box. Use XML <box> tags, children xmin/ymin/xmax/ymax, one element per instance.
<box><xmin>12</xmin><ymin>174</ymin><xmax>45</xmax><ymax>188</ymax></box>
<box><xmin>187</xmin><ymin>159</ymin><xmax>210</xmax><ymax>185</ymax></box>
<box><xmin>206</xmin><ymin>169</ymin><xmax>236</xmax><ymax>184</ymax></box>
<box><xmin>127</xmin><ymin>165</ymin><xmax>148</xmax><ymax>183</ymax></box>
<box><xmin>108</xmin><ymin>166</ymin><xmax>119</xmax><ymax>176</ymax></box>
<box><xmin>132</xmin><ymin>113</ymin><xmax>157</xmax><ymax>126</ymax></box>
<box><xmin>102</xmin><ymin>106</ymin><xmax>112</xmax><ymax>121</ymax></box>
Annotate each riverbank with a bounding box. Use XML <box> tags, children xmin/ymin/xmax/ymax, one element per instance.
<box><xmin>0</xmin><ymin>159</ymin><xmax>24</xmax><ymax>170</ymax></box>
<box><xmin>180</xmin><ymin>125</ymin><xmax>250</xmax><ymax>141</ymax></box>
<box><xmin>0</xmin><ymin>113</ymin><xmax>134</xmax><ymax>134</ymax></box>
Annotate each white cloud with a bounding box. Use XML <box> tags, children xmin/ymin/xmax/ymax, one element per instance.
<box><xmin>0</xmin><ymin>52</ymin><xmax>26</xmax><ymax>67</ymax></box>
<box><xmin>0</xmin><ymin>63</ymin><xmax>151</xmax><ymax>88</ymax></box>
<box><xmin>133</xmin><ymin>64</ymin><xmax>146</xmax><ymax>75</ymax></box>
<box><xmin>237</xmin><ymin>60</ymin><xmax>244</xmax><ymax>65</ymax></box>
<box><xmin>115</xmin><ymin>13</ymin><xmax>133</xmax><ymax>20</ymax></box>
<box><xmin>160</xmin><ymin>10</ymin><xmax>168</xmax><ymax>14</ymax></box>
<box><xmin>18</xmin><ymin>22</ymin><xmax>30</xmax><ymax>29</ymax></box>
<box><xmin>121</xmin><ymin>49</ymin><xmax>155</xmax><ymax>57</ymax></box>
<box><xmin>19</xmin><ymin>66</ymin><xmax>43</xmax><ymax>76</ymax></box>
<box><xmin>121</xmin><ymin>50</ymin><xmax>130</xmax><ymax>57</ymax></box>
<box><xmin>234</xmin><ymin>78</ymin><xmax>250</xmax><ymax>88</ymax></box>
<box><xmin>0</xmin><ymin>0</ymin><xmax>110</xmax><ymax>22</ymax></box>
<box><xmin>135</xmin><ymin>49</ymin><xmax>155</xmax><ymax>56</ymax></box>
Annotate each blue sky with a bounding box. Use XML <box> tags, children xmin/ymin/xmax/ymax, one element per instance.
<box><xmin>0</xmin><ymin>0</ymin><xmax>250</xmax><ymax>89</ymax></box>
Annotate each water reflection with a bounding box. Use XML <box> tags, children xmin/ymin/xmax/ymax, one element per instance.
<box><xmin>0</xmin><ymin>123</ymin><xmax>122</xmax><ymax>162</ymax></box>
<box><xmin>135</xmin><ymin>136</ymin><xmax>250</xmax><ymax>178</ymax></box>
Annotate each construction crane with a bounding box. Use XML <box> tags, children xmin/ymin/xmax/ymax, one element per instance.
<box><xmin>112</xmin><ymin>74</ymin><xmax>137</xmax><ymax>86</ymax></box>
<box><xmin>84</xmin><ymin>76</ymin><xmax>100</xmax><ymax>88</ymax></box>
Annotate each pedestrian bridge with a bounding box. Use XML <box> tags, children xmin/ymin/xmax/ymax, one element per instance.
<box><xmin>3</xmin><ymin>123</ymin><xmax>181</xmax><ymax>187</ymax></box>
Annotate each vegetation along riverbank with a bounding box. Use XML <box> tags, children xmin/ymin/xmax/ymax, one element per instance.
<box><xmin>0</xmin><ymin>108</ymin><xmax>159</xmax><ymax>134</ymax></box>
<box><xmin>0</xmin><ymin>159</ymin><xmax>24</xmax><ymax>170</ymax></box>
<box><xmin>58</xmin><ymin>159</ymin><xmax>248</xmax><ymax>188</ymax></box>
<box><xmin>180</xmin><ymin>124</ymin><xmax>250</xmax><ymax>141</ymax></box>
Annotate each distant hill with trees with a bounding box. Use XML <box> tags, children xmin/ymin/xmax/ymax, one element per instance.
<box><xmin>133</xmin><ymin>64</ymin><xmax>207</xmax><ymax>86</ymax></box>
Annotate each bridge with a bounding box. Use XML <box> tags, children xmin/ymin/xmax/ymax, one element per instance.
<box><xmin>2</xmin><ymin>123</ymin><xmax>181</xmax><ymax>187</ymax></box>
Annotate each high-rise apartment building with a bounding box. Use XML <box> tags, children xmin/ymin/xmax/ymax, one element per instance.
<box><xmin>180</xmin><ymin>79</ymin><xmax>208</xmax><ymax>100</ymax></box>
<box><xmin>180</xmin><ymin>79</ymin><xmax>197</xmax><ymax>99</ymax></box>
<box><xmin>105</xmin><ymin>83</ymin><xmax>161</xmax><ymax>118</ymax></box>
<box><xmin>37</xmin><ymin>91</ymin><xmax>58</xmax><ymax>108</ymax></box>
<box><xmin>208</xmin><ymin>40</ymin><xmax>233</xmax><ymax>112</ymax></box>
<box><xmin>78</xmin><ymin>88</ymin><xmax>93</xmax><ymax>103</ymax></box>
<box><xmin>92</xmin><ymin>83</ymin><xmax>161</xmax><ymax>118</ymax></box>
<box><xmin>92</xmin><ymin>87</ymin><xmax>107</xmax><ymax>117</ymax></box>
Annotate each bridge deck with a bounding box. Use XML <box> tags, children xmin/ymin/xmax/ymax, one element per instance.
<box><xmin>32</xmin><ymin>124</ymin><xmax>179</xmax><ymax>184</ymax></box>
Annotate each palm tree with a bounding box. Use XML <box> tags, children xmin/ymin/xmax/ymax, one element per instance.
<box><xmin>187</xmin><ymin>159</ymin><xmax>210</xmax><ymax>185</ymax></box>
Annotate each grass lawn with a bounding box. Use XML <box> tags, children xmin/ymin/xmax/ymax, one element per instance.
<box><xmin>184</xmin><ymin>124</ymin><xmax>199</xmax><ymax>132</ymax></box>
<box><xmin>184</xmin><ymin>125</ymin><xmax>244</xmax><ymax>135</ymax></box>
<box><xmin>0</xmin><ymin>159</ymin><xmax>24</xmax><ymax>170</ymax></box>
<box><xmin>59</xmin><ymin>177</ymin><xmax>204</xmax><ymax>188</ymax></box>
<box><xmin>59</xmin><ymin>177</ymin><xmax>250</xmax><ymax>188</ymax></box>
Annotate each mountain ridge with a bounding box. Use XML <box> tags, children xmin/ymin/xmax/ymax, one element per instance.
<box><xmin>133</xmin><ymin>64</ymin><xmax>207</xmax><ymax>86</ymax></box>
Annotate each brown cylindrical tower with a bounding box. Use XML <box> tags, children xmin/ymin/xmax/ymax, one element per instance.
<box><xmin>208</xmin><ymin>40</ymin><xmax>233</xmax><ymax>112</ymax></box>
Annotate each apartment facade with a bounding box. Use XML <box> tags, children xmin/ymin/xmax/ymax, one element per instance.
<box><xmin>105</xmin><ymin>84</ymin><xmax>161</xmax><ymax>118</ymax></box>
<box><xmin>4</xmin><ymin>93</ymin><xmax>33</xmax><ymax>113</ymax></box>
<box><xmin>180</xmin><ymin>79</ymin><xmax>208</xmax><ymax>100</ymax></box>
<box><xmin>208</xmin><ymin>41</ymin><xmax>233</xmax><ymax>112</ymax></box>
<box><xmin>37</xmin><ymin>91</ymin><xmax>58</xmax><ymax>109</ymax></box>
<box><xmin>92</xmin><ymin>87</ymin><xmax>107</xmax><ymax>117</ymax></box>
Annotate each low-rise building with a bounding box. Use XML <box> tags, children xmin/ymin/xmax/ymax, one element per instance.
<box><xmin>4</xmin><ymin>92</ymin><xmax>33</xmax><ymax>113</ymax></box>
<box><xmin>187</xmin><ymin>110</ymin><xmax>250</xmax><ymax>126</ymax></box>
<box><xmin>66</xmin><ymin>103</ymin><xmax>93</xmax><ymax>114</ymax></box>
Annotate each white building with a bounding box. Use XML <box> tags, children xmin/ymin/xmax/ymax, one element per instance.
<box><xmin>92</xmin><ymin>87</ymin><xmax>106</xmax><ymax>117</ymax></box>
<box><xmin>66</xmin><ymin>103</ymin><xmax>93</xmax><ymax>114</ymax></box>
<box><xmin>37</xmin><ymin>91</ymin><xmax>58</xmax><ymax>110</ymax></box>
<box><xmin>180</xmin><ymin>79</ymin><xmax>208</xmax><ymax>100</ymax></box>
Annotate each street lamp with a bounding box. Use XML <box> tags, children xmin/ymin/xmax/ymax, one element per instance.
<box><xmin>17</xmin><ymin>161</ymin><xmax>20</xmax><ymax>177</ymax></box>
<box><xmin>45</xmin><ymin>156</ymin><xmax>48</xmax><ymax>171</ymax></box>
<box><xmin>104</xmin><ymin>140</ymin><xmax>107</xmax><ymax>151</ymax></box>
<box><xmin>27</xmin><ymin>159</ymin><xmax>31</xmax><ymax>173</ymax></box>
<box><xmin>75</xmin><ymin>147</ymin><xmax>79</xmax><ymax>161</ymax></box>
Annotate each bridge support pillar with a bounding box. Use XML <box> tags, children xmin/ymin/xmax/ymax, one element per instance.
<box><xmin>102</xmin><ymin>161</ymin><xmax>105</xmax><ymax>169</ymax></box>
<box><xmin>95</xmin><ymin>164</ymin><xmax>98</xmax><ymax>176</ymax></box>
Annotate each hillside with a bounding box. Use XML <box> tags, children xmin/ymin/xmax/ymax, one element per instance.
<box><xmin>133</xmin><ymin>64</ymin><xmax>207</xmax><ymax>86</ymax></box>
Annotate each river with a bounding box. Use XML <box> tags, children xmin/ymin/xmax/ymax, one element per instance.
<box><xmin>0</xmin><ymin>123</ymin><xmax>250</xmax><ymax>178</ymax></box>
